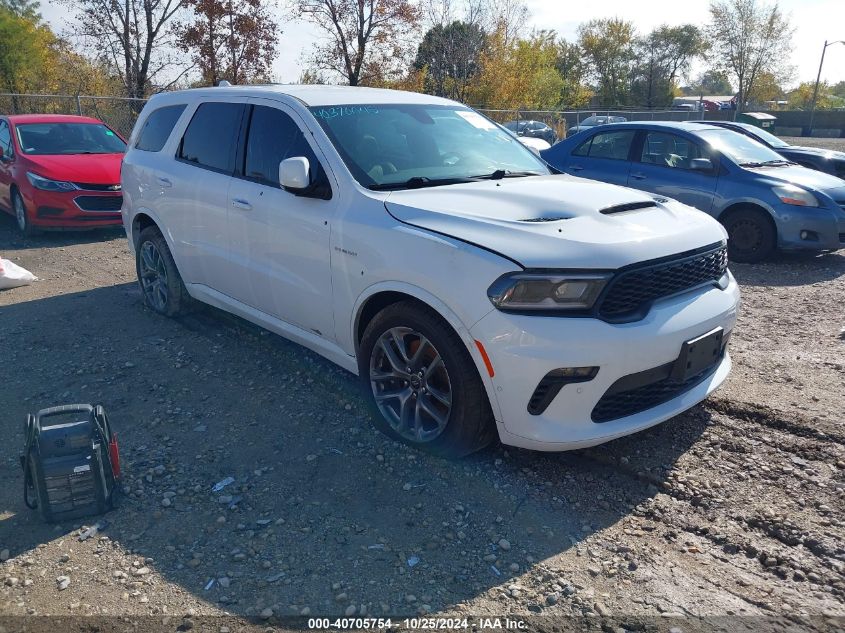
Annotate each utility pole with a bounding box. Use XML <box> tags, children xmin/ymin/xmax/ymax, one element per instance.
<box><xmin>809</xmin><ymin>39</ymin><xmax>844</xmax><ymax>136</ymax></box>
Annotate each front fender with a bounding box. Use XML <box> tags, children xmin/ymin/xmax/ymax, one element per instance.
<box><xmin>351</xmin><ymin>280</ymin><xmax>503</xmax><ymax>422</ymax></box>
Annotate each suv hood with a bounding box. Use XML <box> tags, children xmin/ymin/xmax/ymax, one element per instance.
<box><xmin>24</xmin><ymin>153</ymin><xmax>123</xmax><ymax>185</ymax></box>
<box><xmin>384</xmin><ymin>175</ymin><xmax>726</xmax><ymax>269</ymax></box>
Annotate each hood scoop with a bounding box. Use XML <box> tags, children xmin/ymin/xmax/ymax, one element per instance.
<box><xmin>600</xmin><ymin>201</ymin><xmax>658</xmax><ymax>215</ymax></box>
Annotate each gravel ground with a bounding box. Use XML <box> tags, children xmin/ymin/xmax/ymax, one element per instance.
<box><xmin>0</xmin><ymin>192</ymin><xmax>844</xmax><ymax>632</ymax></box>
<box><xmin>781</xmin><ymin>137</ymin><xmax>845</xmax><ymax>151</ymax></box>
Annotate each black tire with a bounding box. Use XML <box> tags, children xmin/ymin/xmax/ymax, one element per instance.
<box><xmin>358</xmin><ymin>301</ymin><xmax>496</xmax><ymax>459</ymax></box>
<box><xmin>12</xmin><ymin>189</ymin><xmax>36</xmax><ymax>237</ymax></box>
<box><xmin>135</xmin><ymin>226</ymin><xmax>193</xmax><ymax>317</ymax></box>
<box><xmin>721</xmin><ymin>207</ymin><xmax>776</xmax><ymax>263</ymax></box>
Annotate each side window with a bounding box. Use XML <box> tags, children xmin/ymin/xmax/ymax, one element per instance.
<box><xmin>584</xmin><ymin>130</ymin><xmax>636</xmax><ymax>160</ymax></box>
<box><xmin>572</xmin><ymin>137</ymin><xmax>591</xmax><ymax>157</ymax></box>
<box><xmin>640</xmin><ymin>132</ymin><xmax>704</xmax><ymax>169</ymax></box>
<box><xmin>135</xmin><ymin>104</ymin><xmax>186</xmax><ymax>152</ymax></box>
<box><xmin>243</xmin><ymin>105</ymin><xmax>321</xmax><ymax>187</ymax></box>
<box><xmin>178</xmin><ymin>102</ymin><xmax>244</xmax><ymax>173</ymax></box>
<box><xmin>0</xmin><ymin>120</ymin><xmax>12</xmax><ymax>157</ymax></box>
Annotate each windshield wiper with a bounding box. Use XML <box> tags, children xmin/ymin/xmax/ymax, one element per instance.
<box><xmin>740</xmin><ymin>159</ymin><xmax>792</xmax><ymax>167</ymax></box>
<box><xmin>472</xmin><ymin>169</ymin><xmax>545</xmax><ymax>180</ymax></box>
<box><xmin>367</xmin><ymin>176</ymin><xmax>481</xmax><ymax>191</ymax></box>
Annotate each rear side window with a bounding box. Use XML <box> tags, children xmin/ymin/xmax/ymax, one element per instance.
<box><xmin>244</xmin><ymin>106</ymin><xmax>319</xmax><ymax>186</ymax></box>
<box><xmin>135</xmin><ymin>104</ymin><xmax>186</xmax><ymax>152</ymax></box>
<box><xmin>573</xmin><ymin>130</ymin><xmax>635</xmax><ymax>160</ymax></box>
<box><xmin>178</xmin><ymin>102</ymin><xmax>244</xmax><ymax>173</ymax></box>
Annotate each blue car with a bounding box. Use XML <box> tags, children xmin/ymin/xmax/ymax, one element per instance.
<box><xmin>542</xmin><ymin>121</ymin><xmax>845</xmax><ymax>262</ymax></box>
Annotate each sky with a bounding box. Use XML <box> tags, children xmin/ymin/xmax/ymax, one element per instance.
<box><xmin>38</xmin><ymin>0</ymin><xmax>845</xmax><ymax>90</ymax></box>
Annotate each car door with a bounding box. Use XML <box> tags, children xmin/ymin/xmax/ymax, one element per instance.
<box><xmin>160</xmin><ymin>99</ymin><xmax>247</xmax><ymax>294</ymax></box>
<box><xmin>0</xmin><ymin>119</ymin><xmax>13</xmax><ymax>210</ymax></box>
<box><xmin>561</xmin><ymin>129</ymin><xmax>636</xmax><ymax>186</ymax></box>
<box><xmin>226</xmin><ymin>99</ymin><xmax>335</xmax><ymax>339</ymax></box>
<box><xmin>627</xmin><ymin>130</ymin><xmax>719</xmax><ymax>212</ymax></box>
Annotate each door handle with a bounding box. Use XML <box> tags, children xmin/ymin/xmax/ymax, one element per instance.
<box><xmin>569</xmin><ymin>165</ymin><xmax>584</xmax><ymax>172</ymax></box>
<box><xmin>231</xmin><ymin>198</ymin><xmax>252</xmax><ymax>211</ymax></box>
<box><xmin>630</xmin><ymin>172</ymin><xmax>646</xmax><ymax>180</ymax></box>
<box><xmin>156</xmin><ymin>176</ymin><xmax>172</xmax><ymax>188</ymax></box>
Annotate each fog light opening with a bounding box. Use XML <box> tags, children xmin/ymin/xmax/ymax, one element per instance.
<box><xmin>800</xmin><ymin>230</ymin><xmax>819</xmax><ymax>241</ymax></box>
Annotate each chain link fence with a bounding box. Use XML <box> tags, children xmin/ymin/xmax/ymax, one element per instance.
<box><xmin>0</xmin><ymin>94</ymin><xmax>147</xmax><ymax>138</ymax></box>
<box><xmin>476</xmin><ymin>107</ymin><xmax>736</xmax><ymax>142</ymax></box>
<box><xmin>2</xmin><ymin>93</ymin><xmax>739</xmax><ymax>143</ymax></box>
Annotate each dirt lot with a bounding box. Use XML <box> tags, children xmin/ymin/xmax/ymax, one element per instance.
<box><xmin>1</xmin><ymin>167</ymin><xmax>844</xmax><ymax>631</ymax></box>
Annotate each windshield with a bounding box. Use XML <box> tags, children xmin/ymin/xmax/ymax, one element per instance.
<box><xmin>734</xmin><ymin>123</ymin><xmax>789</xmax><ymax>148</ymax></box>
<box><xmin>16</xmin><ymin>123</ymin><xmax>126</xmax><ymax>155</ymax></box>
<box><xmin>309</xmin><ymin>104</ymin><xmax>548</xmax><ymax>189</ymax></box>
<box><xmin>697</xmin><ymin>128</ymin><xmax>788</xmax><ymax>166</ymax></box>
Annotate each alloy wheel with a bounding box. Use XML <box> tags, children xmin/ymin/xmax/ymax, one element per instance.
<box><xmin>369</xmin><ymin>327</ymin><xmax>452</xmax><ymax>443</ymax></box>
<box><xmin>139</xmin><ymin>241</ymin><xmax>169</xmax><ymax>311</ymax></box>
<box><xmin>14</xmin><ymin>194</ymin><xmax>27</xmax><ymax>233</ymax></box>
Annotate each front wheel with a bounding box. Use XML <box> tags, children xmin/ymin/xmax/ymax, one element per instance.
<box><xmin>358</xmin><ymin>301</ymin><xmax>496</xmax><ymax>459</ymax></box>
<box><xmin>722</xmin><ymin>207</ymin><xmax>776</xmax><ymax>263</ymax></box>
<box><xmin>13</xmin><ymin>190</ymin><xmax>36</xmax><ymax>237</ymax></box>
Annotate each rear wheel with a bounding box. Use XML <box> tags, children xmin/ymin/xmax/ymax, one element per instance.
<box><xmin>13</xmin><ymin>190</ymin><xmax>36</xmax><ymax>237</ymax></box>
<box><xmin>722</xmin><ymin>207</ymin><xmax>776</xmax><ymax>263</ymax></box>
<box><xmin>359</xmin><ymin>301</ymin><xmax>496</xmax><ymax>459</ymax></box>
<box><xmin>135</xmin><ymin>227</ymin><xmax>193</xmax><ymax>317</ymax></box>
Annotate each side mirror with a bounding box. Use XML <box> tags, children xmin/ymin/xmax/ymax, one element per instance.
<box><xmin>690</xmin><ymin>157</ymin><xmax>714</xmax><ymax>172</ymax></box>
<box><xmin>279</xmin><ymin>157</ymin><xmax>311</xmax><ymax>191</ymax></box>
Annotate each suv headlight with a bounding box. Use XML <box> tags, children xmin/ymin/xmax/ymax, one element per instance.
<box><xmin>487</xmin><ymin>272</ymin><xmax>611</xmax><ymax>311</ymax></box>
<box><xmin>26</xmin><ymin>172</ymin><xmax>78</xmax><ymax>192</ymax></box>
<box><xmin>772</xmin><ymin>184</ymin><xmax>818</xmax><ymax>207</ymax></box>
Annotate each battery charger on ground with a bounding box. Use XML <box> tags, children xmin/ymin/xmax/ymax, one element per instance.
<box><xmin>21</xmin><ymin>404</ymin><xmax>121</xmax><ymax>523</ymax></box>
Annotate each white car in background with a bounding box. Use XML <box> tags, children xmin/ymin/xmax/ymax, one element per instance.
<box><xmin>121</xmin><ymin>85</ymin><xmax>739</xmax><ymax>457</ymax></box>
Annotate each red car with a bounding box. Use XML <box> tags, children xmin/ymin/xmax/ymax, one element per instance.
<box><xmin>0</xmin><ymin>114</ymin><xmax>126</xmax><ymax>235</ymax></box>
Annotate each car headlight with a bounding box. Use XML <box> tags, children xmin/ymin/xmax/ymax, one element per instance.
<box><xmin>26</xmin><ymin>172</ymin><xmax>78</xmax><ymax>192</ymax></box>
<box><xmin>487</xmin><ymin>272</ymin><xmax>611</xmax><ymax>311</ymax></box>
<box><xmin>772</xmin><ymin>184</ymin><xmax>818</xmax><ymax>207</ymax></box>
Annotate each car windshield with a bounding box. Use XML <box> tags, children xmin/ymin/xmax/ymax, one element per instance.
<box><xmin>309</xmin><ymin>104</ymin><xmax>548</xmax><ymax>189</ymax></box>
<box><xmin>697</xmin><ymin>128</ymin><xmax>788</xmax><ymax>166</ymax></box>
<box><xmin>735</xmin><ymin>123</ymin><xmax>790</xmax><ymax>149</ymax></box>
<box><xmin>15</xmin><ymin>122</ymin><xmax>126</xmax><ymax>155</ymax></box>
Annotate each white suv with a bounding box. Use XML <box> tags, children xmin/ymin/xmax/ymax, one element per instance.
<box><xmin>122</xmin><ymin>85</ymin><xmax>740</xmax><ymax>458</ymax></box>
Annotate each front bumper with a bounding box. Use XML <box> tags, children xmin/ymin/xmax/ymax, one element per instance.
<box><xmin>470</xmin><ymin>276</ymin><xmax>740</xmax><ymax>451</ymax></box>
<box><xmin>22</xmin><ymin>186</ymin><xmax>123</xmax><ymax>228</ymax></box>
<box><xmin>774</xmin><ymin>202</ymin><xmax>845</xmax><ymax>251</ymax></box>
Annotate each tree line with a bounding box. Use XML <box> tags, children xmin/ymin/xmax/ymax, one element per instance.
<box><xmin>2</xmin><ymin>0</ymin><xmax>842</xmax><ymax>112</ymax></box>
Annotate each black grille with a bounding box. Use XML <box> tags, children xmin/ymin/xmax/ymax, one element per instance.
<box><xmin>72</xmin><ymin>182</ymin><xmax>121</xmax><ymax>192</ymax></box>
<box><xmin>592</xmin><ymin>359</ymin><xmax>720</xmax><ymax>423</ymax></box>
<box><xmin>74</xmin><ymin>195</ymin><xmax>123</xmax><ymax>212</ymax></box>
<box><xmin>597</xmin><ymin>244</ymin><xmax>728</xmax><ymax>321</ymax></box>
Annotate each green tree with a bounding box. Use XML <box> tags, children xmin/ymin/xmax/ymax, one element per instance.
<box><xmin>707</xmin><ymin>0</ymin><xmax>793</xmax><ymax>113</ymax></box>
<box><xmin>577</xmin><ymin>18</ymin><xmax>636</xmax><ymax>106</ymax></box>
<box><xmin>414</xmin><ymin>20</ymin><xmax>486</xmax><ymax>102</ymax></box>
<box><xmin>0</xmin><ymin>0</ymin><xmax>41</xmax><ymax>21</ymax></box>
<box><xmin>686</xmin><ymin>69</ymin><xmax>734</xmax><ymax>96</ymax></box>
<box><xmin>556</xmin><ymin>39</ymin><xmax>591</xmax><ymax>108</ymax></box>
<box><xmin>467</xmin><ymin>29</ymin><xmax>563</xmax><ymax>110</ymax></box>
<box><xmin>631</xmin><ymin>24</ymin><xmax>708</xmax><ymax>107</ymax></box>
<box><xmin>0</xmin><ymin>5</ymin><xmax>51</xmax><ymax>109</ymax></box>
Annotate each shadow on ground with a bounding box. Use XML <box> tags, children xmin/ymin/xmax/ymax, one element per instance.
<box><xmin>0</xmin><ymin>212</ymin><xmax>125</xmax><ymax>252</ymax></box>
<box><xmin>0</xmin><ymin>281</ymin><xmax>715</xmax><ymax>616</ymax></box>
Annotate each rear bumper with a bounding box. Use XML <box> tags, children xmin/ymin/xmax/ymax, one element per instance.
<box><xmin>470</xmin><ymin>276</ymin><xmax>740</xmax><ymax>451</ymax></box>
